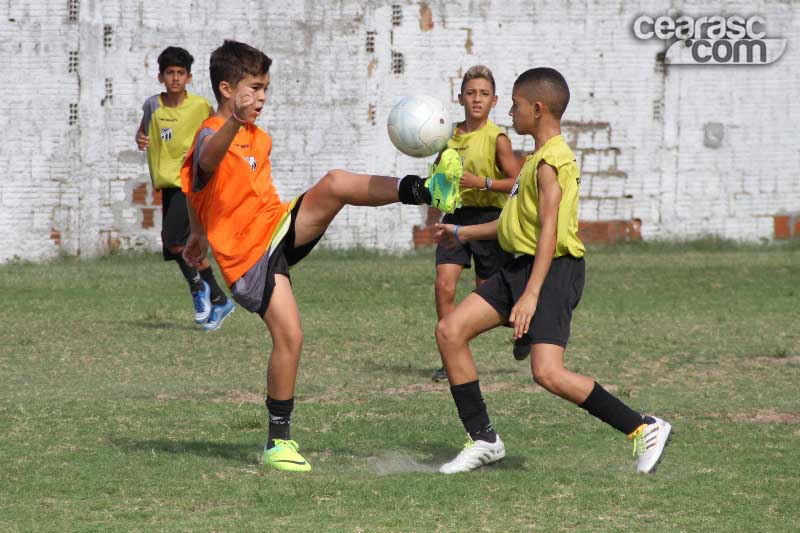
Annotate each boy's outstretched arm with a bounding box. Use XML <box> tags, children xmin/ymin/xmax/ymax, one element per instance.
<box><xmin>509</xmin><ymin>162</ymin><xmax>560</xmax><ymax>339</ymax></box>
<box><xmin>434</xmin><ymin>219</ymin><xmax>499</xmax><ymax>248</ymax></box>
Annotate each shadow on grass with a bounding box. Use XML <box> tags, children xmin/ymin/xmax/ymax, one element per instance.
<box><xmin>113</xmin><ymin>438</ymin><xmax>256</xmax><ymax>462</ymax></box>
<box><xmin>114</xmin><ymin>319</ymin><xmax>197</xmax><ymax>331</ymax></box>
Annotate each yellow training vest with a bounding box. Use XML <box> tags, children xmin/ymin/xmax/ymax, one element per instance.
<box><xmin>497</xmin><ymin>134</ymin><xmax>585</xmax><ymax>258</ymax></box>
<box><xmin>446</xmin><ymin>119</ymin><xmax>508</xmax><ymax>209</ymax></box>
<box><xmin>143</xmin><ymin>92</ymin><xmax>212</xmax><ymax>189</ymax></box>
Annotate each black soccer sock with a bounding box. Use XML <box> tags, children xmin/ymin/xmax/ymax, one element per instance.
<box><xmin>266</xmin><ymin>396</ymin><xmax>294</xmax><ymax>449</ymax></box>
<box><xmin>199</xmin><ymin>267</ymin><xmax>227</xmax><ymax>305</ymax></box>
<box><xmin>450</xmin><ymin>380</ymin><xmax>497</xmax><ymax>443</ymax></box>
<box><xmin>398</xmin><ymin>174</ymin><xmax>432</xmax><ymax>205</ymax></box>
<box><xmin>578</xmin><ymin>381</ymin><xmax>653</xmax><ymax>435</ymax></box>
<box><xmin>175</xmin><ymin>256</ymin><xmax>204</xmax><ymax>293</ymax></box>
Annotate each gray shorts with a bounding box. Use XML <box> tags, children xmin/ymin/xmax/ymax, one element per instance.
<box><xmin>230</xmin><ymin>193</ymin><xmax>323</xmax><ymax>316</ymax></box>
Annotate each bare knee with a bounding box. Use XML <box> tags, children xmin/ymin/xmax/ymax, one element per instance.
<box><xmin>435</xmin><ymin>277</ymin><xmax>457</xmax><ymax>303</ymax></box>
<box><xmin>532</xmin><ymin>364</ymin><xmax>564</xmax><ymax>393</ymax></box>
<box><xmin>319</xmin><ymin>169</ymin><xmax>349</xmax><ymax>197</ymax></box>
<box><xmin>274</xmin><ymin>327</ymin><xmax>303</xmax><ymax>356</ymax></box>
<box><xmin>435</xmin><ymin>316</ymin><xmax>467</xmax><ymax>350</ymax></box>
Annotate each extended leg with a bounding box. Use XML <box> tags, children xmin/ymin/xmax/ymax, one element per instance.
<box><xmin>530</xmin><ymin>343</ymin><xmax>672</xmax><ymax>474</ymax></box>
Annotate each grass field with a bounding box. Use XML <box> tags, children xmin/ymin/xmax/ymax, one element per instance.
<box><xmin>1</xmin><ymin>243</ymin><xmax>799</xmax><ymax>532</ymax></box>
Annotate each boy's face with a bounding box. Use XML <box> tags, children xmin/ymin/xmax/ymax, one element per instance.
<box><xmin>233</xmin><ymin>72</ymin><xmax>269</xmax><ymax>122</ymax></box>
<box><xmin>509</xmin><ymin>86</ymin><xmax>538</xmax><ymax>135</ymax></box>
<box><xmin>158</xmin><ymin>66</ymin><xmax>191</xmax><ymax>94</ymax></box>
<box><xmin>224</xmin><ymin>72</ymin><xmax>270</xmax><ymax>122</ymax></box>
<box><xmin>459</xmin><ymin>78</ymin><xmax>497</xmax><ymax>121</ymax></box>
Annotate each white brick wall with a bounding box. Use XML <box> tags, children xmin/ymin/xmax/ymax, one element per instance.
<box><xmin>1</xmin><ymin>0</ymin><xmax>798</xmax><ymax>263</ymax></box>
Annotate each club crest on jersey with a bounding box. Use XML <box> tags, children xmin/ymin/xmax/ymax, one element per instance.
<box><xmin>244</xmin><ymin>156</ymin><xmax>257</xmax><ymax>172</ymax></box>
<box><xmin>160</xmin><ymin>127</ymin><xmax>172</xmax><ymax>141</ymax></box>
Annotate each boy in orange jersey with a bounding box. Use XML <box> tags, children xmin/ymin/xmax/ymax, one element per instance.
<box><xmin>181</xmin><ymin>40</ymin><xmax>447</xmax><ymax>472</ymax></box>
<box><xmin>432</xmin><ymin>68</ymin><xmax>672</xmax><ymax>475</ymax></box>
<box><xmin>135</xmin><ymin>46</ymin><xmax>233</xmax><ymax>331</ymax></box>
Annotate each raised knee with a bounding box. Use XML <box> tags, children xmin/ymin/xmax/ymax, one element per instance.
<box><xmin>321</xmin><ymin>169</ymin><xmax>347</xmax><ymax>192</ymax></box>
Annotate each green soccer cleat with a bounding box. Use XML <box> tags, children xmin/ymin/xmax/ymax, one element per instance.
<box><xmin>263</xmin><ymin>439</ymin><xmax>312</xmax><ymax>472</ymax></box>
<box><xmin>425</xmin><ymin>148</ymin><xmax>463</xmax><ymax>214</ymax></box>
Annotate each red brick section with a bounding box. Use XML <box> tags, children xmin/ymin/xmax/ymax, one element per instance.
<box><xmin>152</xmin><ymin>187</ymin><xmax>162</xmax><ymax>205</ymax></box>
<box><xmin>578</xmin><ymin>219</ymin><xmax>642</xmax><ymax>244</ymax></box>
<box><xmin>132</xmin><ymin>183</ymin><xmax>148</xmax><ymax>205</ymax></box>
<box><xmin>141</xmin><ymin>208</ymin><xmax>155</xmax><ymax>229</ymax></box>
<box><xmin>50</xmin><ymin>229</ymin><xmax>61</xmax><ymax>247</ymax></box>
<box><xmin>774</xmin><ymin>215</ymin><xmax>792</xmax><ymax>240</ymax></box>
<box><xmin>413</xmin><ymin>210</ymin><xmax>643</xmax><ymax>248</ymax></box>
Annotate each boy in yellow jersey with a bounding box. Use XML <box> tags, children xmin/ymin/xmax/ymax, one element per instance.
<box><xmin>135</xmin><ymin>46</ymin><xmax>233</xmax><ymax>330</ymax></box>
<box><xmin>433</xmin><ymin>68</ymin><xmax>672</xmax><ymax>474</ymax></box>
<box><xmin>429</xmin><ymin>66</ymin><xmax>522</xmax><ymax>383</ymax></box>
<box><xmin>180</xmin><ymin>40</ymin><xmax>457</xmax><ymax>472</ymax></box>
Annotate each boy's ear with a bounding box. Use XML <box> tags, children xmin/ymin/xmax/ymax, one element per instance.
<box><xmin>218</xmin><ymin>80</ymin><xmax>233</xmax><ymax>99</ymax></box>
<box><xmin>457</xmin><ymin>93</ymin><xmax>465</xmax><ymax>106</ymax></box>
<box><xmin>533</xmin><ymin>100</ymin><xmax>544</xmax><ymax>118</ymax></box>
<box><xmin>186</xmin><ymin>72</ymin><xmax>193</xmax><ymax>84</ymax></box>
<box><xmin>490</xmin><ymin>94</ymin><xmax>498</xmax><ymax>108</ymax></box>
<box><xmin>157</xmin><ymin>72</ymin><xmax>164</xmax><ymax>84</ymax></box>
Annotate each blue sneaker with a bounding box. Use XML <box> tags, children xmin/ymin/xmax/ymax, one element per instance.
<box><xmin>203</xmin><ymin>299</ymin><xmax>235</xmax><ymax>331</ymax></box>
<box><xmin>192</xmin><ymin>281</ymin><xmax>211</xmax><ymax>324</ymax></box>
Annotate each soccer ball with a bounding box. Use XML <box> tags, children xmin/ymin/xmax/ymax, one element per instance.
<box><xmin>387</xmin><ymin>96</ymin><xmax>453</xmax><ymax>158</ymax></box>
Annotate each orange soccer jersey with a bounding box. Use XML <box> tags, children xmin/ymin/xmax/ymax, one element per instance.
<box><xmin>181</xmin><ymin>117</ymin><xmax>289</xmax><ymax>286</ymax></box>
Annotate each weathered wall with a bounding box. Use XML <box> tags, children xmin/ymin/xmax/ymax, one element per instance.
<box><xmin>1</xmin><ymin>0</ymin><xmax>798</xmax><ymax>262</ymax></box>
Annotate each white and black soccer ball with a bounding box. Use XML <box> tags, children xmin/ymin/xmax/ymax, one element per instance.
<box><xmin>387</xmin><ymin>95</ymin><xmax>453</xmax><ymax>158</ymax></box>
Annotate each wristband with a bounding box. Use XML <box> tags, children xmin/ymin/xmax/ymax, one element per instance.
<box><xmin>231</xmin><ymin>110</ymin><xmax>247</xmax><ymax>124</ymax></box>
<box><xmin>485</xmin><ymin>177</ymin><xmax>493</xmax><ymax>190</ymax></box>
<box><xmin>454</xmin><ymin>225</ymin><xmax>463</xmax><ymax>244</ymax></box>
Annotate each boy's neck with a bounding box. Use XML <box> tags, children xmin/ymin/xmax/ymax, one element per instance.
<box><xmin>458</xmin><ymin>116</ymin><xmax>488</xmax><ymax>133</ymax></box>
<box><xmin>161</xmin><ymin>89</ymin><xmax>187</xmax><ymax>107</ymax></box>
<box><xmin>216</xmin><ymin>101</ymin><xmax>234</xmax><ymax>120</ymax></box>
<box><xmin>532</xmin><ymin>121</ymin><xmax>562</xmax><ymax>151</ymax></box>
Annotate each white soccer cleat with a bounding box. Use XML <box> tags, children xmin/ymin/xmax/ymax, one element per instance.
<box><xmin>630</xmin><ymin>416</ymin><xmax>672</xmax><ymax>474</ymax></box>
<box><xmin>439</xmin><ymin>435</ymin><xmax>506</xmax><ymax>474</ymax></box>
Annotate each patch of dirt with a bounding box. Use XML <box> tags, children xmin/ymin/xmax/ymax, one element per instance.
<box><xmin>383</xmin><ymin>383</ymin><xmax>443</xmax><ymax>395</ymax></box>
<box><xmin>209</xmin><ymin>390</ymin><xmax>263</xmax><ymax>404</ymax></box>
<box><xmin>382</xmin><ymin>381</ymin><xmax>541</xmax><ymax>395</ymax></box>
<box><xmin>727</xmin><ymin>410</ymin><xmax>800</xmax><ymax>424</ymax></box>
<box><xmin>154</xmin><ymin>393</ymin><xmax>178</xmax><ymax>402</ymax></box>
<box><xmin>482</xmin><ymin>381</ymin><xmax>541</xmax><ymax>394</ymax></box>
<box><xmin>748</xmin><ymin>355</ymin><xmax>800</xmax><ymax>366</ymax></box>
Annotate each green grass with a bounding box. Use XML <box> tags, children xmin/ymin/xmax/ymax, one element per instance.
<box><xmin>1</xmin><ymin>243</ymin><xmax>799</xmax><ymax>531</ymax></box>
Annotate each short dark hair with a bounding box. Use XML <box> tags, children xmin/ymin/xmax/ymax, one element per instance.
<box><xmin>513</xmin><ymin>67</ymin><xmax>570</xmax><ymax>119</ymax></box>
<box><xmin>157</xmin><ymin>46</ymin><xmax>194</xmax><ymax>74</ymax></box>
<box><xmin>461</xmin><ymin>65</ymin><xmax>496</xmax><ymax>95</ymax></box>
<box><xmin>209</xmin><ymin>40</ymin><xmax>272</xmax><ymax>103</ymax></box>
